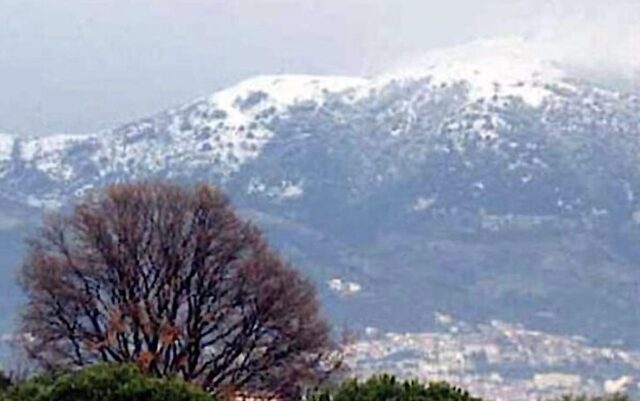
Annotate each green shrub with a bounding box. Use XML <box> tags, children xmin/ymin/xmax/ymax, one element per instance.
<box><xmin>310</xmin><ymin>375</ymin><xmax>483</xmax><ymax>401</ymax></box>
<box><xmin>2</xmin><ymin>364</ymin><xmax>214</xmax><ymax>401</ymax></box>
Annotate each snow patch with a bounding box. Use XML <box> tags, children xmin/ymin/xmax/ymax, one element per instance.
<box><xmin>248</xmin><ymin>179</ymin><xmax>304</xmax><ymax>201</ymax></box>
<box><xmin>278</xmin><ymin>181</ymin><xmax>304</xmax><ymax>200</ymax></box>
<box><xmin>21</xmin><ymin>134</ymin><xmax>89</xmax><ymax>181</ymax></box>
<box><xmin>412</xmin><ymin>196</ymin><xmax>437</xmax><ymax>211</ymax></box>
<box><xmin>0</xmin><ymin>134</ymin><xmax>13</xmax><ymax>163</ymax></box>
<box><xmin>210</xmin><ymin>75</ymin><xmax>367</xmax><ymax>110</ymax></box>
<box><xmin>26</xmin><ymin>195</ymin><xmax>62</xmax><ymax>210</ymax></box>
<box><xmin>328</xmin><ymin>278</ymin><xmax>362</xmax><ymax>296</ymax></box>
<box><xmin>385</xmin><ymin>37</ymin><xmax>569</xmax><ymax>107</ymax></box>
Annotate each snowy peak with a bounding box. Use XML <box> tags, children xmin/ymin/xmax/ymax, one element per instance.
<box><xmin>391</xmin><ymin>37</ymin><xmax>564</xmax><ymax>79</ymax></box>
<box><xmin>383</xmin><ymin>37</ymin><xmax>570</xmax><ymax>106</ymax></box>
<box><xmin>154</xmin><ymin>75</ymin><xmax>370</xmax><ymax>175</ymax></box>
<box><xmin>207</xmin><ymin>74</ymin><xmax>367</xmax><ymax>111</ymax></box>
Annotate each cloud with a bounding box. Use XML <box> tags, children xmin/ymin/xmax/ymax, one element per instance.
<box><xmin>527</xmin><ymin>4</ymin><xmax>640</xmax><ymax>82</ymax></box>
<box><xmin>386</xmin><ymin>1</ymin><xmax>640</xmax><ymax>89</ymax></box>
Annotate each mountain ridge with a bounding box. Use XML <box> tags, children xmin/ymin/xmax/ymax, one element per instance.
<box><xmin>1</xmin><ymin>37</ymin><xmax>634</xmax><ymax>210</ymax></box>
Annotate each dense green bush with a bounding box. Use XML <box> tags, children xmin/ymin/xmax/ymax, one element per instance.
<box><xmin>310</xmin><ymin>375</ymin><xmax>482</xmax><ymax>401</ymax></box>
<box><xmin>0</xmin><ymin>364</ymin><xmax>214</xmax><ymax>401</ymax></box>
<box><xmin>309</xmin><ymin>376</ymin><xmax>638</xmax><ymax>401</ymax></box>
<box><xmin>1</xmin><ymin>367</ymin><xmax>635</xmax><ymax>401</ymax></box>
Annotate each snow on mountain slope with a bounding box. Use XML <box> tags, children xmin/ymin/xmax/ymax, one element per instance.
<box><xmin>20</xmin><ymin>133</ymin><xmax>91</xmax><ymax>181</ymax></box>
<box><xmin>209</xmin><ymin>74</ymin><xmax>367</xmax><ymax>109</ymax></box>
<box><xmin>2</xmin><ymin>75</ymin><xmax>367</xmax><ymax>191</ymax></box>
<box><xmin>0</xmin><ymin>134</ymin><xmax>13</xmax><ymax>179</ymax></box>
<box><xmin>175</xmin><ymin>74</ymin><xmax>367</xmax><ymax>170</ymax></box>
<box><xmin>0</xmin><ymin>134</ymin><xmax>12</xmax><ymax>163</ymax></box>
<box><xmin>0</xmin><ymin>37</ymin><xmax>632</xmax><ymax>208</ymax></box>
<box><xmin>383</xmin><ymin>38</ymin><xmax>574</xmax><ymax>108</ymax></box>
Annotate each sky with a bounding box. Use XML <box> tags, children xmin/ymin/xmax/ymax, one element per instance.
<box><xmin>0</xmin><ymin>0</ymin><xmax>638</xmax><ymax>136</ymax></box>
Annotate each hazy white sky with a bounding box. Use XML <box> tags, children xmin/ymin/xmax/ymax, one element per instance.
<box><xmin>0</xmin><ymin>0</ymin><xmax>638</xmax><ymax>135</ymax></box>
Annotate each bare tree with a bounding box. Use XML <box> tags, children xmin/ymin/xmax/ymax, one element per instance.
<box><xmin>20</xmin><ymin>182</ymin><xmax>335</xmax><ymax>398</ymax></box>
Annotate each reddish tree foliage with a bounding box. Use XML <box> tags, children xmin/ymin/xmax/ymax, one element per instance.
<box><xmin>20</xmin><ymin>182</ymin><xmax>335</xmax><ymax>398</ymax></box>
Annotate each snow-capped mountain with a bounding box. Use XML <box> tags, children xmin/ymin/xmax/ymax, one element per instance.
<box><xmin>2</xmin><ymin>37</ymin><xmax>640</xmax><ymax>352</ymax></box>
